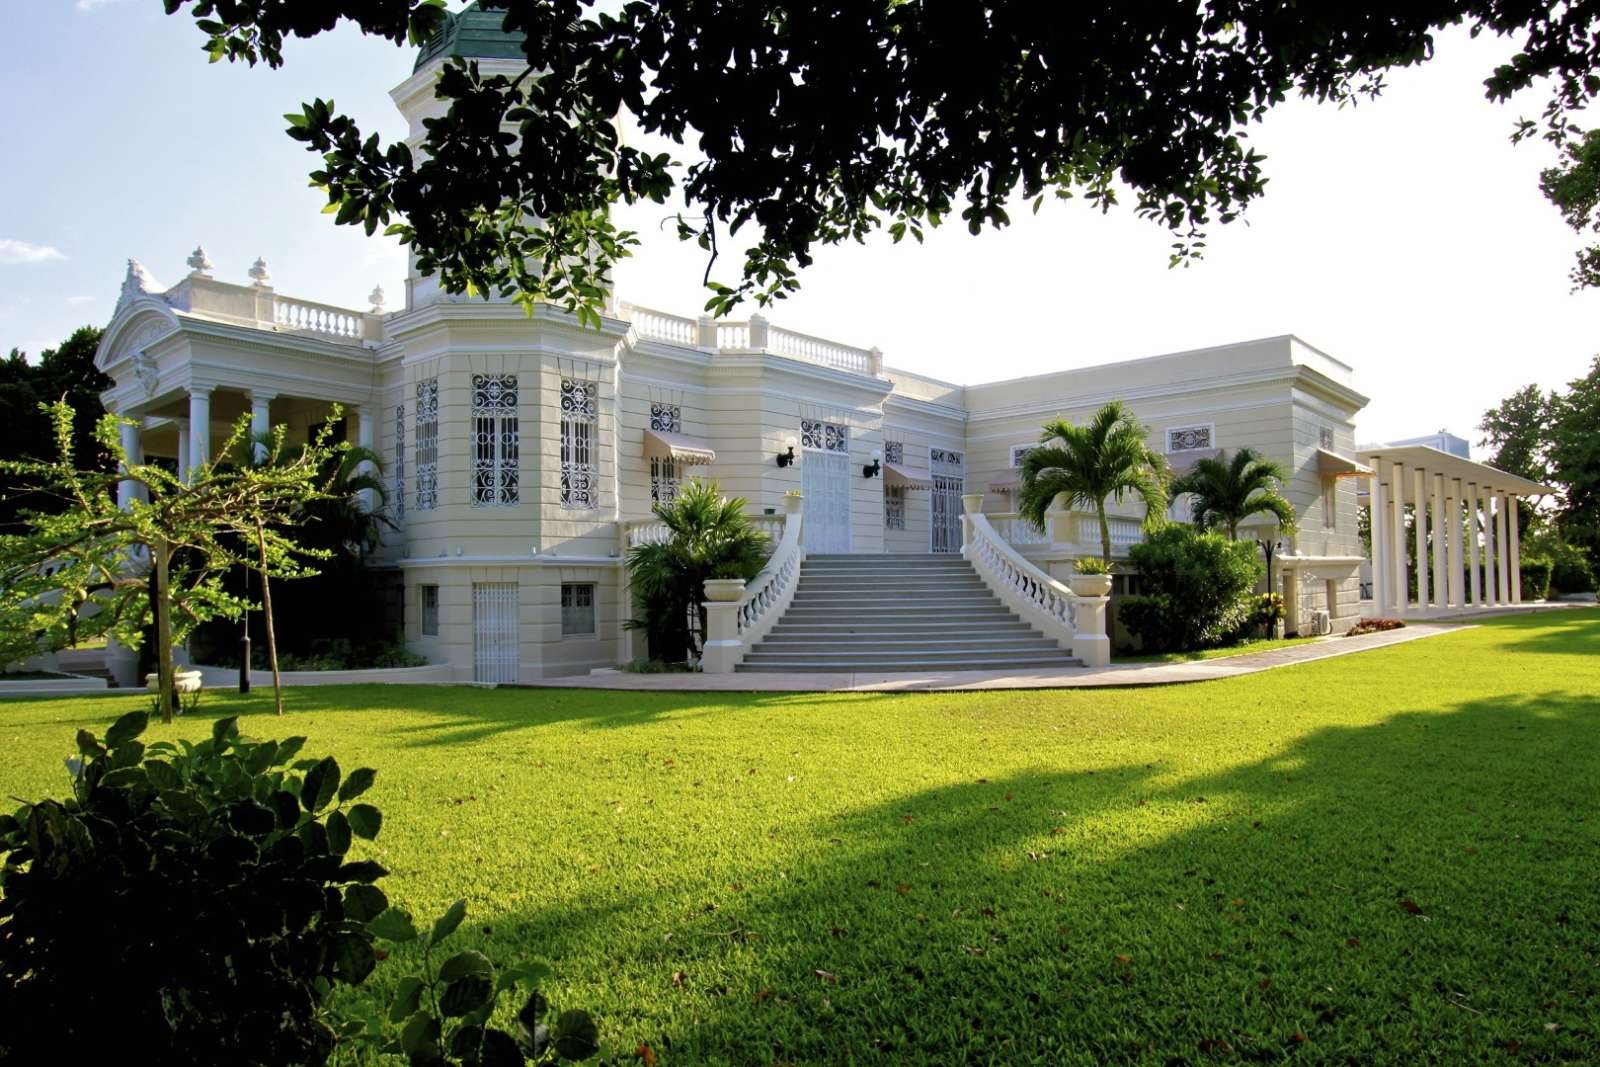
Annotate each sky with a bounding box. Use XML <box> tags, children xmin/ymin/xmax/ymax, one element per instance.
<box><xmin>3</xmin><ymin>2</ymin><xmax>1597</xmax><ymax>453</ymax></box>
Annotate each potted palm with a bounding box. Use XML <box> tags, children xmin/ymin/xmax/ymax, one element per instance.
<box><xmin>1068</xmin><ymin>557</ymin><xmax>1114</xmax><ymax>598</ymax></box>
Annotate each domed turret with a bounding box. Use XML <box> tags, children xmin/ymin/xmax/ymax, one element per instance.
<box><xmin>413</xmin><ymin>3</ymin><xmax>527</xmax><ymax>73</ymax></box>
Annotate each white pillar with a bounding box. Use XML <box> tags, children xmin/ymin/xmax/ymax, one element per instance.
<box><xmin>117</xmin><ymin>419</ymin><xmax>142</xmax><ymax>509</ymax></box>
<box><xmin>174</xmin><ymin>418</ymin><xmax>191</xmax><ymax>482</ymax></box>
<box><xmin>356</xmin><ymin>406</ymin><xmax>376</xmax><ymax>513</ymax></box>
<box><xmin>188</xmin><ymin>388</ymin><xmax>212</xmax><ymax>474</ymax></box>
<box><xmin>250</xmin><ymin>392</ymin><xmax>274</xmax><ymax>462</ymax></box>
<box><xmin>1447</xmin><ymin>479</ymin><xmax>1464</xmax><ymax>608</ymax></box>
<box><xmin>1369</xmin><ymin>473</ymin><xmax>1388</xmax><ymax>610</ymax></box>
<box><xmin>1495</xmin><ymin>492</ymin><xmax>1511</xmax><ymax>604</ymax></box>
<box><xmin>1430</xmin><ymin>473</ymin><xmax>1446</xmax><ymax>608</ymax></box>
<box><xmin>1481</xmin><ymin>484</ymin><xmax>1498</xmax><ymax>607</ymax></box>
<box><xmin>1390</xmin><ymin>462</ymin><xmax>1409</xmax><ymax>615</ymax></box>
<box><xmin>1466</xmin><ymin>483</ymin><xmax>1482</xmax><ymax>607</ymax></box>
<box><xmin>1420</xmin><ymin>470</ymin><xmax>1433</xmax><ymax>614</ymax></box>
<box><xmin>1508</xmin><ymin>493</ymin><xmax>1523</xmax><ymax>602</ymax></box>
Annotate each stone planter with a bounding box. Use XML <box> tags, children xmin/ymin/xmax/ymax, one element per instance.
<box><xmin>784</xmin><ymin>492</ymin><xmax>804</xmax><ymax>515</ymax></box>
<box><xmin>146</xmin><ymin>669</ymin><xmax>204</xmax><ymax>694</ymax></box>
<box><xmin>1067</xmin><ymin>574</ymin><xmax>1113</xmax><ymax>598</ymax></box>
<box><xmin>702</xmin><ymin>578</ymin><xmax>747</xmax><ymax>602</ymax></box>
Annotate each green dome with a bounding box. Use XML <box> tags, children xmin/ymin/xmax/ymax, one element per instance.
<box><xmin>413</xmin><ymin>3</ymin><xmax>527</xmax><ymax>73</ymax></box>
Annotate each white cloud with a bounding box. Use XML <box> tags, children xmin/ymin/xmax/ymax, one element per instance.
<box><xmin>66</xmin><ymin>295</ymin><xmax>96</xmax><ymax>306</ymax></box>
<box><xmin>0</xmin><ymin>239</ymin><xmax>66</xmax><ymax>265</ymax></box>
<box><xmin>74</xmin><ymin>0</ymin><xmax>128</xmax><ymax>12</ymax></box>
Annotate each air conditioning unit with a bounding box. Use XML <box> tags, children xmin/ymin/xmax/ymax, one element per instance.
<box><xmin>1309</xmin><ymin>610</ymin><xmax>1332</xmax><ymax>636</ymax></box>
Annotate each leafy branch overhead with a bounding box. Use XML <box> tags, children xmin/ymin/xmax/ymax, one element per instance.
<box><xmin>168</xmin><ymin>1</ymin><xmax>1600</xmax><ymax>320</ymax></box>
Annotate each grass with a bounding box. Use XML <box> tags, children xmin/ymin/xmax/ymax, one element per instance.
<box><xmin>3</xmin><ymin>609</ymin><xmax>1598</xmax><ymax>1064</ymax></box>
<box><xmin>1114</xmin><ymin>633</ymin><xmax>1320</xmax><ymax>663</ymax></box>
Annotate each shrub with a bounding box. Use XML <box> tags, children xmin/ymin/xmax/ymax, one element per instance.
<box><xmin>1347</xmin><ymin>618</ymin><xmax>1406</xmax><ymax>636</ymax></box>
<box><xmin>0</xmin><ymin>713</ymin><xmax>388</xmax><ymax>1064</ymax></box>
<box><xmin>1254</xmin><ymin>592</ymin><xmax>1286</xmax><ymax>626</ymax></box>
<box><xmin>1073</xmin><ymin>556</ymin><xmax>1112</xmax><ymax>575</ymax></box>
<box><xmin>1520</xmin><ymin>556</ymin><xmax>1555</xmax><ymax>601</ymax></box>
<box><xmin>1551</xmin><ymin>551</ymin><xmax>1596</xmax><ymax>594</ymax></box>
<box><xmin>1117</xmin><ymin>526</ymin><xmax>1263</xmax><ymax>652</ymax></box>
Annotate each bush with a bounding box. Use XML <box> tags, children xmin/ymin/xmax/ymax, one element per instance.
<box><xmin>1520</xmin><ymin>556</ymin><xmax>1555</xmax><ymax>601</ymax></box>
<box><xmin>1254</xmin><ymin>592</ymin><xmax>1286</xmax><ymax>626</ymax></box>
<box><xmin>1551</xmin><ymin>551</ymin><xmax>1596</xmax><ymax>594</ymax></box>
<box><xmin>1117</xmin><ymin>526</ymin><xmax>1263</xmax><ymax>653</ymax></box>
<box><xmin>193</xmin><ymin>637</ymin><xmax>427</xmax><ymax>672</ymax></box>
<box><xmin>0</xmin><ymin>714</ymin><xmax>388</xmax><ymax>1064</ymax></box>
<box><xmin>1073</xmin><ymin>557</ymin><xmax>1112</xmax><ymax>575</ymax></box>
<box><xmin>1347</xmin><ymin>618</ymin><xmax>1406</xmax><ymax>636</ymax></box>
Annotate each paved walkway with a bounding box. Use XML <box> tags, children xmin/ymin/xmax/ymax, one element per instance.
<box><xmin>524</xmin><ymin>621</ymin><xmax>1460</xmax><ymax>693</ymax></box>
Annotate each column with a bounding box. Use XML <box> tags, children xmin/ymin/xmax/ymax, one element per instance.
<box><xmin>1390</xmin><ymin>462</ymin><xmax>1409</xmax><ymax>615</ymax></box>
<box><xmin>1508</xmin><ymin>493</ymin><xmax>1523</xmax><ymax>602</ymax></box>
<box><xmin>1495</xmin><ymin>492</ymin><xmax>1511</xmax><ymax>603</ymax></box>
<box><xmin>1369</xmin><ymin>473</ymin><xmax>1388</xmax><ymax>610</ymax></box>
<box><xmin>188</xmin><ymin>388</ymin><xmax>212</xmax><ymax>474</ymax></box>
<box><xmin>174</xmin><ymin>418</ymin><xmax>190</xmax><ymax>482</ymax></box>
<box><xmin>356</xmin><ymin>406</ymin><xmax>376</xmax><ymax>513</ymax></box>
<box><xmin>1447</xmin><ymin>479</ymin><xmax>1464</xmax><ymax>608</ymax></box>
<box><xmin>1481</xmin><ymin>484</ymin><xmax>1498</xmax><ymax>607</ymax></box>
<box><xmin>1430</xmin><ymin>473</ymin><xmax>1447</xmax><ymax>608</ymax></box>
<box><xmin>250</xmin><ymin>392</ymin><xmax>274</xmax><ymax>462</ymax></box>
<box><xmin>1466</xmin><ymin>483</ymin><xmax>1482</xmax><ymax>607</ymax></box>
<box><xmin>1412</xmin><ymin>467</ymin><xmax>1428</xmax><ymax>611</ymax></box>
<box><xmin>117</xmin><ymin>419</ymin><xmax>142</xmax><ymax>509</ymax></box>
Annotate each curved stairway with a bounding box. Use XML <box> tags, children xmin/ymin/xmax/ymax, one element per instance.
<box><xmin>735</xmin><ymin>554</ymin><xmax>1084</xmax><ymax>673</ymax></box>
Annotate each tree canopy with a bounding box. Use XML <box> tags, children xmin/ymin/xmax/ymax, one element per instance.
<box><xmin>1</xmin><ymin>326</ymin><xmax>110</xmax><ymax>528</ymax></box>
<box><xmin>167</xmin><ymin>1</ymin><xmax>1600</xmax><ymax>321</ymax></box>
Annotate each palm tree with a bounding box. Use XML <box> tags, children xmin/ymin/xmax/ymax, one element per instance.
<box><xmin>626</xmin><ymin>479</ymin><xmax>770</xmax><ymax>664</ymax></box>
<box><xmin>1170</xmin><ymin>447</ymin><xmax>1296</xmax><ymax>540</ymax></box>
<box><xmin>1019</xmin><ymin>400</ymin><xmax>1169</xmax><ymax>567</ymax></box>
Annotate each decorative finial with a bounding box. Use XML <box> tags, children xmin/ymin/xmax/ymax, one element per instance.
<box><xmin>186</xmin><ymin>245</ymin><xmax>213</xmax><ymax>276</ymax></box>
<box><xmin>116</xmin><ymin>258</ymin><xmax>163</xmax><ymax>310</ymax></box>
<box><xmin>368</xmin><ymin>284</ymin><xmax>386</xmax><ymax>313</ymax></box>
<box><xmin>248</xmin><ymin>257</ymin><xmax>271</xmax><ymax>287</ymax></box>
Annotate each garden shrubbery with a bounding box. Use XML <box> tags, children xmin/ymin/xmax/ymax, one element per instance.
<box><xmin>1348</xmin><ymin>617</ymin><xmax>1406</xmax><ymax>636</ymax></box>
<box><xmin>1520</xmin><ymin>556</ymin><xmax>1555</xmax><ymax>601</ymax></box>
<box><xmin>1116</xmin><ymin>525</ymin><xmax>1263</xmax><ymax>653</ymax></box>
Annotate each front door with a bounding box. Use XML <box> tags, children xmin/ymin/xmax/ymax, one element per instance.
<box><xmin>930</xmin><ymin>447</ymin><xmax>965</xmax><ymax>553</ymax></box>
<box><xmin>800</xmin><ymin>419</ymin><xmax>851</xmax><ymax>553</ymax></box>
<box><xmin>472</xmin><ymin>582</ymin><xmax>519</xmax><ymax>683</ymax></box>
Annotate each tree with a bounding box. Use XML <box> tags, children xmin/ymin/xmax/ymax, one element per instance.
<box><xmin>625</xmin><ymin>479</ymin><xmax>768</xmax><ymax>663</ymax></box>
<box><xmin>1550</xmin><ymin>356</ymin><xmax>1600</xmax><ymax>566</ymax></box>
<box><xmin>1540</xmin><ymin>128</ymin><xmax>1600</xmax><ymax>290</ymax></box>
<box><xmin>169</xmin><ymin>2</ymin><xmax>1600</xmax><ymax>321</ymax></box>
<box><xmin>0</xmin><ymin>403</ymin><xmax>336</xmax><ymax>722</ymax></box>
<box><xmin>1019</xmin><ymin>401</ymin><xmax>1169</xmax><ymax>567</ymax></box>
<box><xmin>0</xmin><ymin>327</ymin><xmax>110</xmax><ymax>529</ymax></box>
<box><xmin>1170</xmin><ymin>447</ymin><xmax>1296</xmax><ymax>541</ymax></box>
<box><xmin>1480</xmin><ymin>383</ymin><xmax>1554</xmax><ymax>485</ymax></box>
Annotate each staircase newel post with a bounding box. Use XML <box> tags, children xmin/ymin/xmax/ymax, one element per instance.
<box><xmin>1073</xmin><ymin>595</ymin><xmax>1112</xmax><ymax>667</ymax></box>
<box><xmin>960</xmin><ymin>493</ymin><xmax>985</xmax><ymax>553</ymax></box>
<box><xmin>701</xmin><ymin>578</ymin><xmax>746</xmax><ymax>674</ymax></box>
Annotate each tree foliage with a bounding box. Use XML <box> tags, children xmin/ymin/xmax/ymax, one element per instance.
<box><xmin>1117</xmin><ymin>525</ymin><xmax>1264</xmax><ymax>653</ymax></box>
<box><xmin>1170</xmin><ymin>446</ymin><xmax>1296</xmax><ymax>540</ymax></box>
<box><xmin>0</xmin><ymin>403</ymin><xmax>337</xmax><ymax>720</ymax></box>
<box><xmin>166</xmin><ymin>1</ymin><xmax>1600</xmax><ymax>320</ymax></box>
<box><xmin>0</xmin><ymin>327</ymin><xmax>110</xmax><ymax>529</ymax></box>
<box><xmin>1019</xmin><ymin>401</ymin><xmax>1169</xmax><ymax>566</ymax></box>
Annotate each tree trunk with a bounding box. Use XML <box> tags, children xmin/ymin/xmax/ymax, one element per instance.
<box><xmin>1098</xmin><ymin>502</ymin><xmax>1112</xmax><ymax>567</ymax></box>
<box><xmin>153</xmin><ymin>538</ymin><xmax>175</xmax><ymax>724</ymax></box>
<box><xmin>255</xmin><ymin>517</ymin><xmax>283</xmax><ymax>715</ymax></box>
<box><xmin>1229</xmin><ymin>521</ymin><xmax>1239</xmax><ymax>540</ymax></box>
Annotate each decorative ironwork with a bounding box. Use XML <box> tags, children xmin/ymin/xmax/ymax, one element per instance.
<box><xmin>561</xmin><ymin>378</ymin><xmax>599</xmax><ymax>509</ymax></box>
<box><xmin>1011</xmin><ymin>445</ymin><xmax>1037</xmax><ymax>468</ymax></box>
<box><xmin>884</xmin><ymin>484</ymin><xmax>906</xmax><ymax>529</ymax></box>
<box><xmin>649</xmin><ymin>402</ymin><xmax>681</xmax><ymax>433</ymax></box>
<box><xmin>1166</xmin><ymin>425</ymin><xmax>1213</xmax><ymax>452</ymax></box>
<box><xmin>415</xmin><ymin>378</ymin><xmax>438</xmax><ymax>511</ymax></box>
<box><xmin>393</xmin><ymin>403</ymin><xmax>405</xmax><ymax>521</ymax></box>
<box><xmin>471</xmin><ymin>374</ymin><xmax>519</xmax><ymax>506</ymax></box>
<box><xmin>651</xmin><ymin>456</ymin><xmax>679</xmax><ymax>507</ymax></box>
<box><xmin>930</xmin><ymin>447</ymin><xmax>963</xmax><ymax>473</ymax></box>
<box><xmin>800</xmin><ymin>418</ymin><xmax>848</xmax><ymax>453</ymax></box>
<box><xmin>884</xmin><ymin>440</ymin><xmax>904</xmax><ymax>464</ymax></box>
<box><xmin>1320</xmin><ymin>426</ymin><xmax>1336</xmax><ymax>450</ymax></box>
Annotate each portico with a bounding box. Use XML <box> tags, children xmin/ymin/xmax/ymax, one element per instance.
<box><xmin>1356</xmin><ymin>445</ymin><xmax>1554</xmax><ymax>617</ymax></box>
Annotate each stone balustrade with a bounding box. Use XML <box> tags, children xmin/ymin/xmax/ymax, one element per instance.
<box><xmin>700</xmin><ymin>494</ymin><xmax>805</xmax><ymax>673</ymax></box>
<box><xmin>622</xmin><ymin>302</ymin><xmax>883</xmax><ymax>379</ymax></box>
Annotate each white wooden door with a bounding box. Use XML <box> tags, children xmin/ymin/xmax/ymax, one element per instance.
<box><xmin>802</xmin><ymin>449</ymin><xmax>851</xmax><ymax>553</ymax></box>
<box><xmin>472</xmin><ymin>582</ymin><xmax>519</xmax><ymax>683</ymax></box>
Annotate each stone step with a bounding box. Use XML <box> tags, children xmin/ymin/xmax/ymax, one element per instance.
<box><xmin>795</xmin><ymin>579</ymin><xmax>989</xmax><ymax>591</ymax></box>
<box><xmin>736</xmin><ymin>655</ymin><xmax>1084</xmax><ymax>673</ymax></box>
<box><xmin>779</xmin><ymin>606</ymin><xmax>1015</xmax><ymax>620</ymax></box>
<box><xmin>787</xmin><ymin>593</ymin><xmax>998</xmax><ymax>607</ymax></box>
<box><xmin>754</xmin><ymin>636</ymin><xmax>1061</xmax><ymax>653</ymax></box>
<box><xmin>765</xmin><ymin>621</ymin><xmax>1037</xmax><ymax>636</ymax></box>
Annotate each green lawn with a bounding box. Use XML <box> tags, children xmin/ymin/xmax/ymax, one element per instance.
<box><xmin>1115</xmin><ymin>633</ymin><xmax>1319</xmax><ymax>663</ymax></box>
<box><xmin>3</xmin><ymin>610</ymin><xmax>1598</xmax><ymax>1064</ymax></box>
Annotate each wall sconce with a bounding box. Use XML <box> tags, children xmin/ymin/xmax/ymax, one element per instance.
<box><xmin>863</xmin><ymin>448</ymin><xmax>882</xmax><ymax>479</ymax></box>
<box><xmin>776</xmin><ymin>434</ymin><xmax>798</xmax><ymax>468</ymax></box>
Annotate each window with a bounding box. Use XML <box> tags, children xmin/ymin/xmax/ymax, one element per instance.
<box><xmin>1320</xmin><ymin>426</ymin><xmax>1336</xmax><ymax>451</ymax></box>
<box><xmin>560</xmin><ymin>378</ymin><xmax>599</xmax><ymax>509</ymax></box>
<box><xmin>800</xmin><ymin>418</ymin><xmax>848</xmax><ymax>453</ymax></box>
<box><xmin>1010</xmin><ymin>444</ymin><xmax>1037</xmax><ymax>468</ymax></box>
<box><xmin>471</xmin><ymin>374</ymin><xmax>519</xmax><ymax>506</ymax></box>
<box><xmin>650</xmin><ymin>402</ymin><xmax>681</xmax><ymax>433</ymax></box>
<box><xmin>651</xmin><ymin>455</ymin><xmax>679</xmax><ymax>507</ymax></box>
<box><xmin>884</xmin><ymin>440</ymin><xmax>904</xmax><ymax>464</ymax></box>
<box><xmin>561</xmin><ymin>582</ymin><xmax>596</xmax><ymax>636</ymax></box>
<box><xmin>415</xmin><ymin>378</ymin><xmax>438</xmax><ymax>510</ymax></box>
<box><xmin>1166</xmin><ymin>425</ymin><xmax>1214</xmax><ymax>453</ymax></box>
<box><xmin>1323</xmin><ymin>481</ymin><xmax>1337</xmax><ymax>529</ymax></box>
<box><xmin>420</xmin><ymin>584</ymin><xmax>439</xmax><ymax>636</ymax></box>
<box><xmin>884</xmin><ymin>484</ymin><xmax>906</xmax><ymax>529</ymax></box>
<box><xmin>393</xmin><ymin>403</ymin><xmax>405</xmax><ymax>521</ymax></box>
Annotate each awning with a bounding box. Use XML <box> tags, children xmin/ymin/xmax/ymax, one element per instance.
<box><xmin>1317</xmin><ymin>448</ymin><xmax>1372</xmax><ymax>479</ymax></box>
<box><xmin>884</xmin><ymin>462</ymin><xmax>933</xmax><ymax>490</ymax></box>
<box><xmin>1165</xmin><ymin>447</ymin><xmax>1222</xmax><ymax>477</ymax></box>
<box><xmin>644</xmin><ymin>429</ymin><xmax>715</xmax><ymax>465</ymax></box>
<box><xmin>989</xmin><ymin>474</ymin><xmax>1021</xmax><ymax>492</ymax></box>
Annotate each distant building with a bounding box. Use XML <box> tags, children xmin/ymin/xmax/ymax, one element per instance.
<box><xmin>1359</xmin><ymin>430</ymin><xmax>1471</xmax><ymax>459</ymax></box>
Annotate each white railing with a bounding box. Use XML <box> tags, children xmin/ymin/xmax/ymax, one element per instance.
<box><xmin>964</xmin><ymin>508</ymin><xmax>1110</xmax><ymax>666</ymax></box>
<box><xmin>717</xmin><ymin>322</ymin><xmax>750</xmax><ymax>350</ymax></box>
<box><xmin>626</xmin><ymin>305</ymin><xmax>699</xmax><ymax>347</ymax></box>
<box><xmin>990</xmin><ymin>513</ymin><xmax>1050</xmax><ymax>547</ymax></box>
<box><xmin>623</xmin><ymin>519</ymin><xmax>670</xmax><ymax>549</ymax></box>
<box><xmin>750</xmin><ymin>516</ymin><xmax>785</xmax><ymax>544</ymax></box>
<box><xmin>275</xmin><ymin>297</ymin><xmax>363</xmax><ymax>340</ymax></box>
<box><xmin>1079</xmin><ymin>515</ymin><xmax>1143</xmax><ymax>547</ymax></box>
<box><xmin>767</xmin><ymin>326</ymin><xmax>872</xmax><ymax>376</ymax></box>
<box><xmin>701</xmin><ymin>500</ymin><xmax>804</xmax><ymax>673</ymax></box>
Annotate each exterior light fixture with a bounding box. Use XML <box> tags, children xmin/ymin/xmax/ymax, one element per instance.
<box><xmin>776</xmin><ymin>434</ymin><xmax>798</xmax><ymax>467</ymax></box>
<box><xmin>863</xmin><ymin>448</ymin><xmax>882</xmax><ymax>479</ymax></box>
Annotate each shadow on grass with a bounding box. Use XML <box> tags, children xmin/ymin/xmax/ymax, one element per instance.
<box><xmin>1483</xmin><ymin>605</ymin><xmax>1600</xmax><ymax>655</ymax></box>
<box><xmin>441</xmin><ymin>688</ymin><xmax>1600</xmax><ymax>1064</ymax></box>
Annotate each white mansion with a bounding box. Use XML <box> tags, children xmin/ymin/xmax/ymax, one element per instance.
<box><xmin>91</xmin><ymin>9</ymin><xmax>1546</xmax><ymax>683</ymax></box>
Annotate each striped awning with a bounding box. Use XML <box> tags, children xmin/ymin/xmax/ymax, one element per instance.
<box><xmin>1317</xmin><ymin>448</ymin><xmax>1372</xmax><ymax>479</ymax></box>
<box><xmin>989</xmin><ymin>474</ymin><xmax>1021</xmax><ymax>492</ymax></box>
<box><xmin>884</xmin><ymin>462</ymin><xmax>933</xmax><ymax>490</ymax></box>
<box><xmin>1165</xmin><ymin>447</ymin><xmax>1222</xmax><ymax>476</ymax></box>
<box><xmin>644</xmin><ymin>429</ymin><xmax>716</xmax><ymax>465</ymax></box>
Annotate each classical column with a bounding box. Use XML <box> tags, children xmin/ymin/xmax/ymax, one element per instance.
<box><xmin>117</xmin><ymin>419</ymin><xmax>142</xmax><ymax>509</ymax></box>
<box><xmin>1412</xmin><ymin>467</ymin><xmax>1429</xmax><ymax>611</ymax></box>
<box><xmin>1447</xmin><ymin>479</ymin><xmax>1464</xmax><ymax>608</ymax></box>
<box><xmin>1390</xmin><ymin>462</ymin><xmax>1409</xmax><ymax>615</ymax></box>
<box><xmin>1508</xmin><ymin>493</ymin><xmax>1523</xmax><ymax>602</ymax></box>
<box><xmin>1495</xmin><ymin>492</ymin><xmax>1512</xmax><ymax>603</ymax></box>
<box><xmin>356</xmin><ymin>406</ymin><xmax>376</xmax><ymax>513</ymax></box>
<box><xmin>1466</xmin><ymin>483</ymin><xmax>1482</xmax><ymax>607</ymax></box>
<box><xmin>1481</xmin><ymin>484</ymin><xmax>1498</xmax><ymax>607</ymax></box>
<box><xmin>250</xmin><ymin>392</ymin><xmax>275</xmax><ymax>462</ymax></box>
<box><xmin>1430</xmin><ymin>473</ymin><xmax>1447</xmax><ymax>608</ymax></box>
<box><xmin>174</xmin><ymin>418</ymin><xmax>190</xmax><ymax>482</ymax></box>
<box><xmin>188</xmin><ymin>388</ymin><xmax>212</xmax><ymax>474</ymax></box>
<box><xmin>1370</xmin><ymin>473</ymin><xmax>1388</xmax><ymax>611</ymax></box>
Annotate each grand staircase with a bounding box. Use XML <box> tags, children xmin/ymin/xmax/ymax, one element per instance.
<box><xmin>736</xmin><ymin>553</ymin><xmax>1084</xmax><ymax>673</ymax></box>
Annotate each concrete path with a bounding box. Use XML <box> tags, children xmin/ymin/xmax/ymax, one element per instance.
<box><xmin>522</xmin><ymin>622</ymin><xmax>1459</xmax><ymax>693</ymax></box>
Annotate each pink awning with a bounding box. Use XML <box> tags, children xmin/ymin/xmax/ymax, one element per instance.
<box><xmin>883</xmin><ymin>462</ymin><xmax>933</xmax><ymax>490</ymax></box>
<box><xmin>644</xmin><ymin>429</ymin><xmax>715</xmax><ymax>465</ymax></box>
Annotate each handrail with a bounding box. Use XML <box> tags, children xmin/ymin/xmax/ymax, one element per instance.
<box><xmin>274</xmin><ymin>296</ymin><xmax>363</xmax><ymax>340</ymax></box>
<box><xmin>987</xmin><ymin>512</ymin><xmax>1050</xmax><ymax>547</ymax></box>
<box><xmin>965</xmin><ymin>512</ymin><xmax>1079</xmax><ymax>642</ymax></box>
<box><xmin>622</xmin><ymin>513</ymin><xmax>785</xmax><ymax>551</ymax></box>
<box><xmin>767</xmin><ymin>326</ymin><xmax>872</xmax><ymax>375</ymax></box>
<box><xmin>622</xmin><ymin>303</ymin><xmax>700</xmax><ymax>347</ymax></box>
<box><xmin>735</xmin><ymin>510</ymin><xmax>803</xmax><ymax>639</ymax></box>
